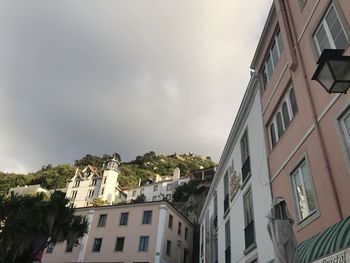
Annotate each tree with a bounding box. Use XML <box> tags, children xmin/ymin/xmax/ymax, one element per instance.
<box><xmin>132</xmin><ymin>194</ymin><xmax>147</xmax><ymax>203</ymax></box>
<box><xmin>0</xmin><ymin>192</ymin><xmax>88</xmax><ymax>263</ymax></box>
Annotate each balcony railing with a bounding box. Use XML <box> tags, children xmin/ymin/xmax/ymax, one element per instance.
<box><xmin>241</xmin><ymin>156</ymin><xmax>251</xmax><ymax>183</ymax></box>
<box><xmin>244</xmin><ymin>221</ymin><xmax>255</xmax><ymax>249</ymax></box>
<box><xmin>225</xmin><ymin>246</ymin><xmax>231</xmax><ymax>263</ymax></box>
<box><xmin>224</xmin><ymin>194</ymin><xmax>229</xmax><ymax>214</ymax></box>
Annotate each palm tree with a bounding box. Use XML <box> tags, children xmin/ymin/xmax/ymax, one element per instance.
<box><xmin>0</xmin><ymin>191</ymin><xmax>88</xmax><ymax>263</ymax></box>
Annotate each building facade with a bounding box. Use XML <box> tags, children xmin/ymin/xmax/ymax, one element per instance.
<box><xmin>250</xmin><ymin>0</ymin><xmax>350</xmax><ymax>243</ymax></box>
<box><xmin>122</xmin><ymin>168</ymin><xmax>191</xmax><ymax>203</ymax></box>
<box><xmin>42</xmin><ymin>201</ymin><xmax>193</xmax><ymax>263</ymax></box>
<box><xmin>66</xmin><ymin>157</ymin><xmax>125</xmax><ymax>208</ymax></box>
<box><xmin>199</xmin><ymin>77</ymin><xmax>274</xmax><ymax>263</ymax></box>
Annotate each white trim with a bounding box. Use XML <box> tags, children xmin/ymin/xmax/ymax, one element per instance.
<box><xmin>263</xmin><ymin>64</ymin><xmax>289</xmax><ymax>114</ymax></box>
<box><xmin>317</xmin><ymin>94</ymin><xmax>341</xmax><ymax>122</ymax></box>
<box><xmin>271</xmin><ymin>124</ymin><xmax>315</xmax><ymax>182</ymax></box>
<box><xmin>297</xmin><ymin>0</ymin><xmax>321</xmax><ymax>42</ymax></box>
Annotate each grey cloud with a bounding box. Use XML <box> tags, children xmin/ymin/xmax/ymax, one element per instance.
<box><xmin>0</xmin><ymin>0</ymin><xmax>272</xmax><ymax>173</ymax></box>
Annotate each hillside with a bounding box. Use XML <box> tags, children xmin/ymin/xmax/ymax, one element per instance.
<box><xmin>0</xmin><ymin>152</ymin><xmax>216</xmax><ymax>194</ymax></box>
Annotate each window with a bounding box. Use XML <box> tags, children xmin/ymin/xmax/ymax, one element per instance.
<box><xmin>339</xmin><ymin>109</ymin><xmax>350</xmax><ymax>152</ymax></box>
<box><xmin>291</xmin><ymin>160</ymin><xmax>316</xmax><ymax>221</ymax></box>
<box><xmin>243</xmin><ymin>189</ymin><xmax>255</xmax><ymax>249</ymax></box>
<box><xmin>269</xmin><ymin>86</ymin><xmax>298</xmax><ymax>148</ymax></box>
<box><xmin>140</xmin><ymin>188</ymin><xmax>144</xmax><ymax>194</ymax></box>
<box><xmin>65</xmin><ymin>241</ymin><xmax>74</xmax><ymax>253</ymax></box>
<box><xmin>87</xmin><ymin>189</ymin><xmax>94</xmax><ymax>198</ymax></box>
<box><xmin>166</xmin><ymin>240</ymin><xmax>171</xmax><ymax>256</ymax></box>
<box><xmin>178</xmin><ymin>222</ymin><xmax>182</xmax><ymax>235</ymax></box>
<box><xmin>46</xmin><ymin>242</ymin><xmax>54</xmax><ymax>253</ymax></box>
<box><xmin>152</xmin><ymin>196</ymin><xmax>157</xmax><ymax>201</ymax></box>
<box><xmin>120</xmin><ymin>212</ymin><xmax>129</xmax><ymax>225</ymax></box>
<box><xmin>167</xmin><ymin>184</ymin><xmax>172</xmax><ymax>191</ymax></box>
<box><xmin>139</xmin><ymin>236</ymin><xmax>149</xmax><ymax>251</ymax></box>
<box><xmin>91</xmin><ymin>178</ymin><xmax>97</xmax><ymax>186</ymax></box>
<box><xmin>153</xmin><ymin>185</ymin><xmax>158</xmax><ymax>191</ymax></box>
<box><xmin>92</xmin><ymin>238</ymin><xmax>102</xmax><ymax>252</ymax></box>
<box><xmin>142</xmin><ymin>211</ymin><xmax>152</xmax><ymax>224</ymax></box>
<box><xmin>313</xmin><ymin>4</ymin><xmax>348</xmax><ymax>56</ymax></box>
<box><xmin>166</xmin><ymin>194</ymin><xmax>171</xmax><ymax>200</ymax></box>
<box><xmin>71</xmin><ymin>191</ymin><xmax>77</xmax><ymax>200</ymax></box>
<box><xmin>168</xmin><ymin>215</ymin><xmax>173</xmax><ymax>229</ymax></box>
<box><xmin>115</xmin><ymin>237</ymin><xmax>125</xmax><ymax>252</ymax></box>
<box><xmin>97</xmin><ymin>214</ymin><xmax>107</xmax><ymax>227</ymax></box>
<box><xmin>225</xmin><ymin>221</ymin><xmax>231</xmax><ymax>263</ymax></box>
<box><xmin>262</xmin><ymin>29</ymin><xmax>284</xmax><ymax>87</ymax></box>
<box><xmin>185</xmin><ymin>227</ymin><xmax>189</xmax><ymax>241</ymax></box>
<box><xmin>223</xmin><ymin>172</ymin><xmax>229</xmax><ymax>213</ymax></box>
<box><xmin>103</xmin><ymin>177</ymin><xmax>107</xmax><ymax>184</ymax></box>
<box><xmin>101</xmin><ymin>187</ymin><xmax>104</xmax><ymax>195</ymax></box>
<box><xmin>74</xmin><ymin>180</ymin><xmax>80</xmax><ymax>188</ymax></box>
<box><xmin>132</xmin><ymin>190</ymin><xmax>136</xmax><ymax>197</ymax></box>
<box><xmin>241</xmin><ymin>130</ymin><xmax>251</xmax><ymax>182</ymax></box>
<box><xmin>299</xmin><ymin>0</ymin><xmax>306</xmax><ymax>8</ymax></box>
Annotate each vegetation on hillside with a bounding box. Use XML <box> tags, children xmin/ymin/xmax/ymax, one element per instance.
<box><xmin>0</xmin><ymin>151</ymin><xmax>216</xmax><ymax>194</ymax></box>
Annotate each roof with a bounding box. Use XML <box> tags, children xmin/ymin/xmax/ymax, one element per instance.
<box><xmin>298</xmin><ymin>216</ymin><xmax>350</xmax><ymax>262</ymax></box>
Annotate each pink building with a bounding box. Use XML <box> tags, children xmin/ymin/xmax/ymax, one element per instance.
<box><xmin>250</xmin><ymin>0</ymin><xmax>350</xmax><ymax>244</ymax></box>
<box><xmin>42</xmin><ymin>201</ymin><xmax>193</xmax><ymax>263</ymax></box>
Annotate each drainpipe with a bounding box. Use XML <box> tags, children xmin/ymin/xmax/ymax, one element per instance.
<box><xmin>277</xmin><ymin>0</ymin><xmax>343</xmax><ymax>220</ymax></box>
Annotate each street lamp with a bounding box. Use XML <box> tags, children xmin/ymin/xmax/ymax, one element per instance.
<box><xmin>312</xmin><ymin>49</ymin><xmax>350</xmax><ymax>93</ymax></box>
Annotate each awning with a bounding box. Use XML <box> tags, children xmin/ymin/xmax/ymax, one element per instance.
<box><xmin>298</xmin><ymin>216</ymin><xmax>350</xmax><ymax>263</ymax></box>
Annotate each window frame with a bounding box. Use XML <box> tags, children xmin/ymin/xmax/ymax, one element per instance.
<box><xmin>166</xmin><ymin>240</ymin><xmax>172</xmax><ymax>256</ymax></box>
<box><xmin>142</xmin><ymin>210</ymin><xmax>152</xmax><ymax>225</ymax></box>
<box><xmin>97</xmin><ymin>214</ymin><xmax>107</xmax><ymax>227</ymax></box>
<box><xmin>168</xmin><ymin>214</ymin><xmax>173</xmax><ymax>229</ymax></box>
<box><xmin>268</xmin><ymin>85</ymin><xmax>297</xmax><ymax>149</ymax></box>
<box><xmin>115</xmin><ymin>237</ymin><xmax>125</xmax><ymax>252</ymax></box>
<box><xmin>262</xmin><ymin>28</ymin><xmax>284</xmax><ymax>88</ymax></box>
<box><xmin>119</xmin><ymin>212</ymin><xmax>129</xmax><ymax>226</ymax></box>
<box><xmin>313</xmin><ymin>3</ymin><xmax>349</xmax><ymax>56</ymax></box>
<box><xmin>138</xmin><ymin>236</ymin><xmax>149</xmax><ymax>252</ymax></box>
<box><xmin>92</xmin><ymin>238</ymin><xmax>103</xmax><ymax>252</ymax></box>
<box><xmin>290</xmin><ymin>158</ymin><xmax>318</xmax><ymax>222</ymax></box>
<box><xmin>178</xmin><ymin>222</ymin><xmax>182</xmax><ymax>236</ymax></box>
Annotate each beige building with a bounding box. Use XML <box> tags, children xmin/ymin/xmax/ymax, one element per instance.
<box><xmin>42</xmin><ymin>201</ymin><xmax>193</xmax><ymax>263</ymax></box>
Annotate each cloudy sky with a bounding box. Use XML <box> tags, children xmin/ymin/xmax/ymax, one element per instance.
<box><xmin>0</xmin><ymin>0</ymin><xmax>272</xmax><ymax>173</ymax></box>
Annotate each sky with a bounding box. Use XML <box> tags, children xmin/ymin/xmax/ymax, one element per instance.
<box><xmin>0</xmin><ymin>0</ymin><xmax>272</xmax><ymax>174</ymax></box>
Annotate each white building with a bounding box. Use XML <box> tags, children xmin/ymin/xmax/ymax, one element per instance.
<box><xmin>66</xmin><ymin>157</ymin><xmax>125</xmax><ymax>208</ymax></box>
<box><xmin>199</xmin><ymin>76</ymin><xmax>274</xmax><ymax>263</ymax></box>
<box><xmin>9</xmin><ymin>184</ymin><xmax>50</xmax><ymax>196</ymax></box>
<box><xmin>123</xmin><ymin>168</ymin><xmax>191</xmax><ymax>202</ymax></box>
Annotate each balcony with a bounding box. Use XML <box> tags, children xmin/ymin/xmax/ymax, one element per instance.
<box><xmin>225</xmin><ymin>246</ymin><xmax>231</xmax><ymax>263</ymax></box>
<box><xmin>244</xmin><ymin>221</ymin><xmax>255</xmax><ymax>249</ymax></box>
<box><xmin>241</xmin><ymin>157</ymin><xmax>251</xmax><ymax>183</ymax></box>
<box><xmin>213</xmin><ymin>215</ymin><xmax>218</xmax><ymax>230</ymax></box>
<box><xmin>224</xmin><ymin>194</ymin><xmax>229</xmax><ymax>214</ymax></box>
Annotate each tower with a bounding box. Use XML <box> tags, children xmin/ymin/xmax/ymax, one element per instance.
<box><xmin>99</xmin><ymin>155</ymin><xmax>120</xmax><ymax>204</ymax></box>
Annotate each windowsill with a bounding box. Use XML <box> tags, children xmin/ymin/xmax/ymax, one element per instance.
<box><xmin>114</xmin><ymin>251</ymin><xmax>124</xmax><ymax>253</ymax></box>
<box><xmin>243</xmin><ymin>242</ymin><xmax>257</xmax><ymax>255</ymax></box>
<box><xmin>296</xmin><ymin>209</ymin><xmax>320</xmax><ymax>232</ymax></box>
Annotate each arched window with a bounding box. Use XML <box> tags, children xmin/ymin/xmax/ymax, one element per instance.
<box><xmin>282</xmin><ymin>102</ymin><xmax>291</xmax><ymax>128</ymax></box>
<box><xmin>277</xmin><ymin>112</ymin><xmax>284</xmax><ymax>138</ymax></box>
<box><xmin>270</xmin><ymin>123</ymin><xmax>277</xmax><ymax>148</ymax></box>
<box><xmin>289</xmin><ymin>88</ymin><xmax>298</xmax><ymax>116</ymax></box>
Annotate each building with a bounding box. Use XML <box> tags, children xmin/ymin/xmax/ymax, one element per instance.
<box><xmin>190</xmin><ymin>166</ymin><xmax>216</xmax><ymax>187</ymax></box>
<box><xmin>42</xmin><ymin>201</ymin><xmax>193</xmax><ymax>263</ymax></box>
<box><xmin>250</xmin><ymin>0</ymin><xmax>350</xmax><ymax>244</ymax></box>
<box><xmin>9</xmin><ymin>184</ymin><xmax>50</xmax><ymax>196</ymax></box>
<box><xmin>199</xmin><ymin>76</ymin><xmax>274</xmax><ymax>263</ymax></box>
<box><xmin>122</xmin><ymin>168</ymin><xmax>190</xmax><ymax>203</ymax></box>
<box><xmin>65</xmin><ymin>157</ymin><xmax>126</xmax><ymax>207</ymax></box>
